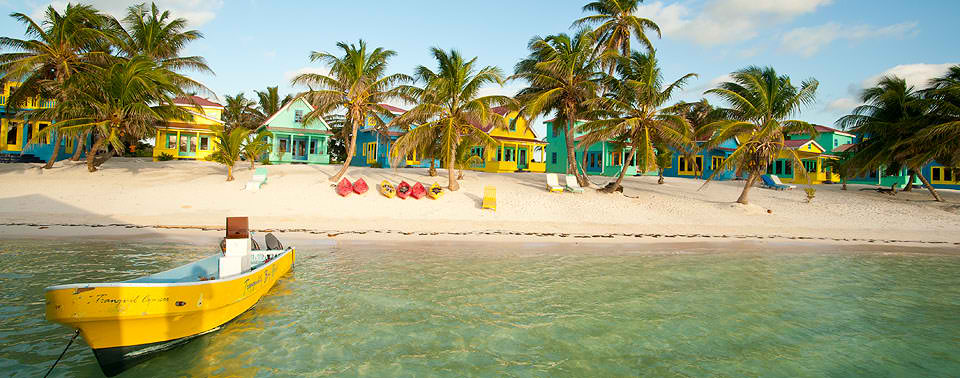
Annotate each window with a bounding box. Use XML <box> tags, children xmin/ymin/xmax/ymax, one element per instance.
<box><xmin>932</xmin><ymin>167</ymin><xmax>956</xmax><ymax>183</ymax></box>
<box><xmin>24</xmin><ymin>123</ymin><xmax>33</xmax><ymax>144</ymax></box>
<box><xmin>37</xmin><ymin>124</ymin><xmax>49</xmax><ymax>144</ymax></box>
<box><xmin>712</xmin><ymin>156</ymin><xmax>724</xmax><ymax>170</ymax></box>
<box><xmin>695</xmin><ymin>156</ymin><xmax>703</xmax><ymax>171</ymax></box>
<box><xmin>775</xmin><ymin>160</ymin><xmax>783</xmax><ymax>175</ymax></box>
<box><xmin>294</xmin><ymin>110</ymin><xmax>304</xmax><ymax>123</ymax></box>
<box><xmin>199</xmin><ymin>136</ymin><xmax>209</xmax><ymax>151</ymax></box>
<box><xmin>551</xmin><ymin>152</ymin><xmax>557</xmax><ymax>164</ymax></box>
<box><xmin>612</xmin><ymin>151</ymin><xmax>622</xmax><ymax>166</ymax></box>
<box><xmin>834</xmin><ymin>139</ymin><xmax>839</xmax><ymax>147</ymax></box>
<box><xmin>785</xmin><ymin>161</ymin><xmax>792</xmax><ymax>175</ymax></box>
<box><xmin>166</xmin><ymin>133</ymin><xmax>177</xmax><ymax>149</ymax></box>
<box><xmin>497</xmin><ymin>148</ymin><xmax>502</xmax><ymax>162</ymax></box>
<box><xmin>509</xmin><ymin>118</ymin><xmax>517</xmax><ymax>132</ymax></box>
<box><xmin>279</xmin><ymin>139</ymin><xmax>288</xmax><ymax>154</ymax></box>
<box><xmin>6</xmin><ymin>122</ymin><xmax>18</xmax><ymax>145</ymax></box>
<box><xmin>310</xmin><ymin>139</ymin><xmax>317</xmax><ymax>154</ymax></box>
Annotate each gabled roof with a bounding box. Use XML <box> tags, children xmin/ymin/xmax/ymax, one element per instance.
<box><xmin>784</xmin><ymin>138</ymin><xmax>825</xmax><ymax>151</ymax></box>
<box><xmin>378</xmin><ymin>103</ymin><xmax>407</xmax><ymax>114</ymax></box>
<box><xmin>477</xmin><ymin>107</ymin><xmax>542</xmax><ymax>140</ymax></box>
<box><xmin>173</xmin><ymin>96</ymin><xmax>223</xmax><ymax>108</ymax></box>
<box><xmin>832</xmin><ymin>143</ymin><xmax>857</xmax><ymax>153</ymax></box>
<box><xmin>181</xmin><ymin>109</ymin><xmax>224</xmax><ymax>125</ymax></box>
<box><xmin>260</xmin><ymin>97</ymin><xmax>317</xmax><ymax>127</ymax></box>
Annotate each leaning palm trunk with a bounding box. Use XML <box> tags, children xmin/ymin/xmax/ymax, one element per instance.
<box><xmin>42</xmin><ymin>132</ymin><xmax>60</xmax><ymax>169</ymax></box>
<box><xmin>737</xmin><ymin>173</ymin><xmax>758</xmax><ymax>204</ymax></box>
<box><xmin>564</xmin><ymin>122</ymin><xmax>587</xmax><ymax>186</ymax></box>
<box><xmin>914</xmin><ymin>170</ymin><xmax>942</xmax><ymax>202</ymax></box>
<box><xmin>602</xmin><ymin>146</ymin><xmax>638</xmax><ymax>193</ymax></box>
<box><xmin>71</xmin><ymin>132</ymin><xmax>87</xmax><ymax>161</ymax></box>
<box><xmin>903</xmin><ymin>172</ymin><xmax>916</xmax><ymax>191</ymax></box>
<box><xmin>330</xmin><ymin>121</ymin><xmax>359</xmax><ymax>182</ymax></box>
<box><xmin>86</xmin><ymin>135</ymin><xmax>106</xmax><ymax>172</ymax></box>
<box><xmin>447</xmin><ymin>144</ymin><xmax>459</xmax><ymax>191</ymax></box>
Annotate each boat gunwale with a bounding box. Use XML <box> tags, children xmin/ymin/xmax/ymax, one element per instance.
<box><xmin>43</xmin><ymin>247</ymin><xmax>294</xmax><ymax>292</ymax></box>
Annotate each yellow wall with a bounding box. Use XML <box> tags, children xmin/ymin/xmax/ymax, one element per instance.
<box><xmin>152</xmin><ymin>104</ymin><xmax>224</xmax><ymax>161</ymax></box>
<box><xmin>468</xmin><ymin>111</ymin><xmax>546</xmax><ymax>173</ymax></box>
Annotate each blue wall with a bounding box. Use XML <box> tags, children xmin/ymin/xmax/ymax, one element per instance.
<box><xmin>661</xmin><ymin>139</ymin><xmax>739</xmax><ymax>181</ymax></box>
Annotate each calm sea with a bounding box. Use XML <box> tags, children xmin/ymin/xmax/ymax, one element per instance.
<box><xmin>1</xmin><ymin>239</ymin><xmax>958</xmax><ymax>377</ymax></box>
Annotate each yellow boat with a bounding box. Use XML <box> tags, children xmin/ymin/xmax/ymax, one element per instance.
<box><xmin>379</xmin><ymin>180</ymin><xmax>396</xmax><ymax>198</ymax></box>
<box><xmin>428</xmin><ymin>182</ymin><xmax>444</xmax><ymax>199</ymax></box>
<box><xmin>44</xmin><ymin>219</ymin><xmax>294</xmax><ymax>376</ymax></box>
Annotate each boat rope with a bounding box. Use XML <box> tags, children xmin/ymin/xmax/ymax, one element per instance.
<box><xmin>43</xmin><ymin>329</ymin><xmax>80</xmax><ymax>378</ymax></box>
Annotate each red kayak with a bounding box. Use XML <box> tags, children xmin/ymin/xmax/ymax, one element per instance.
<box><xmin>336</xmin><ymin>178</ymin><xmax>352</xmax><ymax>197</ymax></box>
<box><xmin>410</xmin><ymin>182</ymin><xmax>427</xmax><ymax>199</ymax></box>
<box><xmin>352</xmin><ymin>178</ymin><xmax>369</xmax><ymax>194</ymax></box>
<box><xmin>396</xmin><ymin>181</ymin><xmax>411</xmax><ymax>199</ymax></box>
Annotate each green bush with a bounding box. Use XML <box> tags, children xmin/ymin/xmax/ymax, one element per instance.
<box><xmin>370</xmin><ymin>162</ymin><xmax>381</xmax><ymax>169</ymax></box>
<box><xmin>804</xmin><ymin>187</ymin><xmax>816</xmax><ymax>203</ymax></box>
<box><xmin>259</xmin><ymin>156</ymin><xmax>272</xmax><ymax>165</ymax></box>
<box><xmin>157</xmin><ymin>152</ymin><xmax>175</xmax><ymax>161</ymax></box>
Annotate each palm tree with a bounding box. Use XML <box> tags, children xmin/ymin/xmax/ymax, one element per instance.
<box><xmin>513</xmin><ymin>30</ymin><xmax>604</xmax><ymax>186</ymax></box>
<box><xmin>242</xmin><ymin>129</ymin><xmax>272</xmax><ymax>169</ymax></box>
<box><xmin>703</xmin><ymin>66</ymin><xmax>819</xmax><ymax>204</ymax></box>
<box><xmin>654</xmin><ymin>142</ymin><xmax>672</xmax><ymax>184</ymax></box>
<box><xmin>578</xmin><ymin>51</ymin><xmax>695</xmax><ymax>193</ymax></box>
<box><xmin>453</xmin><ymin>136</ymin><xmax>485</xmax><ymax>180</ymax></box>
<box><xmin>210</xmin><ymin>127</ymin><xmax>250</xmax><ymax>181</ymax></box>
<box><xmin>53</xmin><ymin>55</ymin><xmax>190</xmax><ymax>172</ymax></box>
<box><xmin>255</xmin><ymin>86</ymin><xmax>292</xmax><ymax>118</ymax></box>
<box><xmin>113</xmin><ymin>3</ymin><xmax>211</xmax><ymax>74</ymax></box>
<box><xmin>222</xmin><ymin>93</ymin><xmax>259</xmax><ymax>130</ymax></box>
<box><xmin>0</xmin><ymin>4</ymin><xmax>110</xmax><ymax>168</ymax></box>
<box><xmin>292</xmin><ymin>40</ymin><xmax>412</xmax><ymax>182</ymax></box>
<box><xmin>390</xmin><ymin>48</ymin><xmax>510</xmax><ymax>191</ymax></box>
<box><xmin>838</xmin><ymin>76</ymin><xmax>944</xmax><ymax>201</ymax></box>
<box><xmin>572</xmin><ymin>0</ymin><xmax>660</xmax><ymax>74</ymax></box>
<box><xmin>673</xmin><ymin>98</ymin><xmax>723</xmax><ymax>177</ymax></box>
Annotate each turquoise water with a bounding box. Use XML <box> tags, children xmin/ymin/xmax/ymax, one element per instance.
<box><xmin>1</xmin><ymin>240</ymin><xmax>959</xmax><ymax>377</ymax></box>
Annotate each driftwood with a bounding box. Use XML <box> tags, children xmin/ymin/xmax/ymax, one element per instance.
<box><xmin>860</xmin><ymin>183</ymin><xmax>898</xmax><ymax>196</ymax></box>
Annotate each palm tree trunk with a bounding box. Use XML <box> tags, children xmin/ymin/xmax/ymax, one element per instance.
<box><xmin>330</xmin><ymin>120</ymin><xmax>359</xmax><ymax>182</ymax></box>
<box><xmin>250</xmin><ymin>158</ymin><xmax>255</xmax><ymax>170</ymax></box>
<box><xmin>841</xmin><ymin>179</ymin><xmax>847</xmax><ymax>191</ymax></box>
<box><xmin>86</xmin><ymin>135</ymin><xmax>106</xmax><ymax>172</ymax></box>
<box><xmin>737</xmin><ymin>173</ymin><xmax>757</xmax><ymax>204</ymax></box>
<box><xmin>603</xmin><ymin>147</ymin><xmax>637</xmax><ymax>193</ymax></box>
<box><xmin>71</xmin><ymin>132</ymin><xmax>87</xmax><ymax>161</ymax></box>
<box><xmin>447</xmin><ymin>144</ymin><xmax>459</xmax><ymax>191</ymax></box>
<box><xmin>42</xmin><ymin>132</ymin><xmax>61</xmax><ymax>169</ymax></box>
<box><xmin>227</xmin><ymin>164</ymin><xmax>234</xmax><ymax>181</ymax></box>
<box><xmin>429</xmin><ymin>159</ymin><xmax>437</xmax><ymax>176</ymax></box>
<box><xmin>658</xmin><ymin>169</ymin><xmax>665</xmax><ymax>184</ymax></box>
<box><xmin>914</xmin><ymin>170</ymin><xmax>942</xmax><ymax>202</ymax></box>
<box><xmin>903</xmin><ymin>172</ymin><xmax>916</xmax><ymax>191</ymax></box>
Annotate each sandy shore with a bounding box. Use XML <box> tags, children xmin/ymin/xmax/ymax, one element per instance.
<box><xmin>1</xmin><ymin>158</ymin><xmax>959</xmax><ymax>246</ymax></box>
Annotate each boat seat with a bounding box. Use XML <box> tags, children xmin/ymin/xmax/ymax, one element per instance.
<box><xmin>265</xmin><ymin>233</ymin><xmax>283</xmax><ymax>250</ymax></box>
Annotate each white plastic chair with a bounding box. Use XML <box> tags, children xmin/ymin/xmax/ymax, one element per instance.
<box><xmin>546</xmin><ymin>173</ymin><xmax>564</xmax><ymax>192</ymax></box>
<box><xmin>564</xmin><ymin>175</ymin><xmax>584</xmax><ymax>193</ymax></box>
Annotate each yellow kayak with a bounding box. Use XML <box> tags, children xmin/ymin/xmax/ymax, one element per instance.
<box><xmin>45</xmin><ymin>231</ymin><xmax>294</xmax><ymax>376</ymax></box>
<box><xmin>379</xmin><ymin>180</ymin><xmax>396</xmax><ymax>198</ymax></box>
<box><xmin>428</xmin><ymin>182</ymin><xmax>444</xmax><ymax>199</ymax></box>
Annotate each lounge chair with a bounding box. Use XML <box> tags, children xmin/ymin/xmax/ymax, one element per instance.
<box><xmin>546</xmin><ymin>173</ymin><xmax>564</xmax><ymax>192</ymax></box>
<box><xmin>760</xmin><ymin>175</ymin><xmax>789</xmax><ymax>191</ymax></box>
<box><xmin>245</xmin><ymin>167</ymin><xmax>268</xmax><ymax>191</ymax></box>
<box><xmin>564</xmin><ymin>175</ymin><xmax>584</xmax><ymax>193</ymax></box>
<box><xmin>482</xmin><ymin>186</ymin><xmax>497</xmax><ymax>211</ymax></box>
<box><xmin>770</xmin><ymin>175</ymin><xmax>797</xmax><ymax>189</ymax></box>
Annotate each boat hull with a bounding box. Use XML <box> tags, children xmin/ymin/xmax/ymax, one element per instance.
<box><xmin>45</xmin><ymin>248</ymin><xmax>295</xmax><ymax>376</ymax></box>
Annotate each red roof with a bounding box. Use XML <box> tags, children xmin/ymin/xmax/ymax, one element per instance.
<box><xmin>832</xmin><ymin>143</ymin><xmax>857</xmax><ymax>153</ymax></box>
<box><xmin>173</xmin><ymin>96</ymin><xmax>222</xmax><ymax>108</ymax></box>
<box><xmin>784</xmin><ymin>139</ymin><xmax>812</xmax><ymax>148</ymax></box>
<box><xmin>378</xmin><ymin>103</ymin><xmax>407</xmax><ymax>114</ymax></box>
<box><xmin>813</xmin><ymin>124</ymin><xmax>844</xmax><ymax>133</ymax></box>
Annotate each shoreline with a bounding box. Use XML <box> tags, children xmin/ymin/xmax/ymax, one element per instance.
<box><xmin>2</xmin><ymin>222</ymin><xmax>958</xmax><ymax>250</ymax></box>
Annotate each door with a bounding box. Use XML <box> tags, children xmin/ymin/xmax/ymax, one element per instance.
<box><xmin>587</xmin><ymin>151</ymin><xmax>602</xmax><ymax>173</ymax></box>
<box><xmin>3</xmin><ymin>121</ymin><xmax>22</xmax><ymax>151</ymax></box>
<box><xmin>292</xmin><ymin>137</ymin><xmax>307</xmax><ymax>160</ymax></box>
<box><xmin>179</xmin><ymin>134</ymin><xmax>197</xmax><ymax>157</ymax></box>
<box><xmin>518</xmin><ymin>149</ymin><xmax>528</xmax><ymax>170</ymax></box>
<box><xmin>365</xmin><ymin>142</ymin><xmax>377</xmax><ymax>164</ymax></box>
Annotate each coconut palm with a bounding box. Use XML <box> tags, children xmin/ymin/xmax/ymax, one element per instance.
<box><xmin>292</xmin><ymin>40</ymin><xmax>412</xmax><ymax>182</ymax></box>
<box><xmin>243</xmin><ymin>129</ymin><xmax>272</xmax><ymax>169</ymax></box>
<box><xmin>0</xmin><ymin>4</ymin><xmax>110</xmax><ymax>168</ymax></box>
<box><xmin>513</xmin><ymin>30</ymin><xmax>604</xmax><ymax>186</ymax></box>
<box><xmin>209</xmin><ymin>127</ymin><xmax>250</xmax><ymax>181</ymax></box>
<box><xmin>255</xmin><ymin>86</ymin><xmax>292</xmax><ymax>118</ymax></box>
<box><xmin>672</xmin><ymin>98</ymin><xmax>723</xmax><ymax>177</ymax></box>
<box><xmin>572</xmin><ymin>0</ymin><xmax>660</xmax><ymax>74</ymax></box>
<box><xmin>654</xmin><ymin>142</ymin><xmax>672</xmax><ymax>184</ymax></box>
<box><xmin>837</xmin><ymin>76</ymin><xmax>944</xmax><ymax>201</ymax></box>
<box><xmin>703</xmin><ymin>66</ymin><xmax>819</xmax><ymax>204</ymax></box>
<box><xmin>577</xmin><ymin>51</ymin><xmax>695</xmax><ymax>193</ymax></box>
<box><xmin>53</xmin><ymin>55</ymin><xmax>190</xmax><ymax>172</ymax></box>
<box><xmin>390</xmin><ymin>48</ymin><xmax>510</xmax><ymax>191</ymax></box>
<box><xmin>453</xmin><ymin>136</ymin><xmax>485</xmax><ymax>180</ymax></box>
<box><xmin>222</xmin><ymin>93</ymin><xmax>259</xmax><ymax>130</ymax></box>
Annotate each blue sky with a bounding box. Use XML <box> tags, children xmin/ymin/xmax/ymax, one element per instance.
<box><xmin>1</xmin><ymin>0</ymin><xmax>958</xmax><ymax>135</ymax></box>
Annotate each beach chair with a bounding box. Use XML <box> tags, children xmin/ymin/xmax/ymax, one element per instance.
<box><xmin>564</xmin><ymin>175</ymin><xmax>585</xmax><ymax>193</ymax></box>
<box><xmin>482</xmin><ymin>186</ymin><xmax>496</xmax><ymax>211</ymax></box>
<box><xmin>760</xmin><ymin>175</ymin><xmax>788</xmax><ymax>191</ymax></box>
<box><xmin>546</xmin><ymin>173</ymin><xmax>564</xmax><ymax>192</ymax></box>
<box><xmin>245</xmin><ymin>167</ymin><xmax>268</xmax><ymax>191</ymax></box>
<box><xmin>770</xmin><ymin>175</ymin><xmax>797</xmax><ymax>189</ymax></box>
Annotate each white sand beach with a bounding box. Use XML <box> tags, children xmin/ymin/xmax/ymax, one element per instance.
<box><xmin>1</xmin><ymin>158</ymin><xmax>959</xmax><ymax>245</ymax></box>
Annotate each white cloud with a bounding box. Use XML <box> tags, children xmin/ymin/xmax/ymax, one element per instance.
<box><xmin>824</xmin><ymin>97</ymin><xmax>860</xmax><ymax>113</ymax></box>
<box><xmin>861</xmin><ymin>63</ymin><xmax>958</xmax><ymax>89</ymax></box>
<box><xmin>636</xmin><ymin>0</ymin><xmax>833</xmax><ymax>46</ymax></box>
<box><xmin>283</xmin><ymin>67</ymin><xmax>330</xmax><ymax>86</ymax></box>
<box><xmin>477</xmin><ymin>83</ymin><xmax>523</xmax><ymax>99</ymax></box>
<box><xmin>687</xmin><ymin>73</ymin><xmax>732</xmax><ymax>95</ymax></box>
<box><xmin>32</xmin><ymin>0</ymin><xmax>224</xmax><ymax>27</ymax></box>
<box><xmin>781</xmin><ymin>22</ymin><xmax>918</xmax><ymax>57</ymax></box>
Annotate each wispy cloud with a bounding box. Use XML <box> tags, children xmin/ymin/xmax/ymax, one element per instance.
<box><xmin>31</xmin><ymin>0</ymin><xmax>224</xmax><ymax>27</ymax></box>
<box><xmin>636</xmin><ymin>0</ymin><xmax>833</xmax><ymax>46</ymax></box>
<box><xmin>826</xmin><ymin>62</ymin><xmax>957</xmax><ymax>115</ymax></box>
<box><xmin>781</xmin><ymin>22</ymin><xmax>919</xmax><ymax>57</ymax></box>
